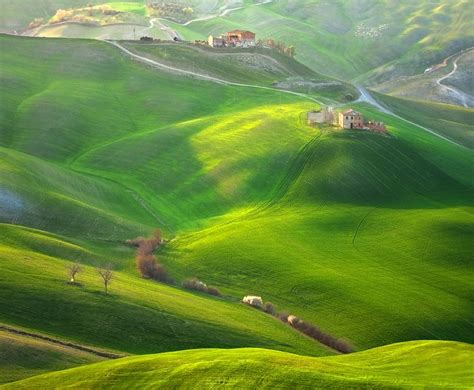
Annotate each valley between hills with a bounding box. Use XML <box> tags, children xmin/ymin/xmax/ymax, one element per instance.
<box><xmin>0</xmin><ymin>1</ymin><xmax>473</xmax><ymax>388</ymax></box>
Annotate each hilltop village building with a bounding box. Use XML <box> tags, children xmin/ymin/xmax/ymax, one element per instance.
<box><xmin>208</xmin><ymin>30</ymin><xmax>256</xmax><ymax>48</ymax></box>
<box><xmin>308</xmin><ymin>107</ymin><xmax>386</xmax><ymax>133</ymax></box>
<box><xmin>226</xmin><ymin>30</ymin><xmax>256</xmax><ymax>47</ymax></box>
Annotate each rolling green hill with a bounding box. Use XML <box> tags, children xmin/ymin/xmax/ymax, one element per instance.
<box><xmin>5</xmin><ymin>341</ymin><xmax>474</xmax><ymax>389</ymax></box>
<box><xmin>121</xmin><ymin>41</ymin><xmax>357</xmax><ymax>101</ymax></box>
<box><xmin>1</xmin><ymin>32</ymin><xmax>473</xmax><ymax>386</ymax></box>
<box><xmin>0</xmin><ymin>1</ymin><xmax>146</xmax><ymax>32</ymax></box>
<box><xmin>160</xmin><ymin>0</ymin><xmax>474</xmax><ymax>83</ymax></box>
<box><xmin>373</xmin><ymin>92</ymin><xmax>474</xmax><ymax>148</ymax></box>
<box><xmin>370</xmin><ymin>48</ymin><xmax>474</xmax><ymax>108</ymax></box>
<box><xmin>0</xmin><ymin>329</ymin><xmax>104</xmax><ymax>384</ymax></box>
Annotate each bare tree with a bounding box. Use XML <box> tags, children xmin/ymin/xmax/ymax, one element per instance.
<box><xmin>67</xmin><ymin>263</ymin><xmax>82</xmax><ymax>284</ymax></box>
<box><xmin>98</xmin><ymin>264</ymin><xmax>113</xmax><ymax>294</ymax></box>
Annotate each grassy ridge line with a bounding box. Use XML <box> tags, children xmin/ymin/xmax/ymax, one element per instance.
<box><xmin>0</xmin><ymin>1</ymin><xmax>146</xmax><ymax>32</ymax></box>
<box><xmin>123</xmin><ymin>41</ymin><xmax>358</xmax><ymax>102</ymax></box>
<box><xmin>0</xmin><ymin>224</ymin><xmax>332</xmax><ymax>357</ymax></box>
<box><xmin>107</xmin><ymin>40</ymin><xmax>327</xmax><ymax>104</ymax></box>
<box><xmin>0</xmin><ymin>330</ymin><xmax>104</xmax><ymax>384</ymax></box>
<box><xmin>0</xmin><ymin>324</ymin><xmax>124</xmax><ymax>359</ymax></box>
<box><xmin>162</xmin><ymin>112</ymin><xmax>474</xmax><ymax>350</ymax></box>
<box><xmin>5</xmin><ymin>341</ymin><xmax>474</xmax><ymax>389</ymax></box>
<box><xmin>1</xmin><ymin>33</ymin><xmax>473</xmax><ymax>357</ymax></box>
<box><xmin>371</xmin><ymin>92</ymin><xmax>474</xmax><ymax>149</ymax></box>
<box><xmin>160</xmin><ymin>0</ymin><xmax>474</xmax><ymax>82</ymax></box>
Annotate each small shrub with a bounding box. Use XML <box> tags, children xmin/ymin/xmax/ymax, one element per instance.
<box><xmin>278</xmin><ymin>312</ymin><xmax>289</xmax><ymax>323</ymax></box>
<box><xmin>183</xmin><ymin>277</ymin><xmax>207</xmax><ymax>292</ymax></box>
<box><xmin>206</xmin><ymin>286</ymin><xmax>222</xmax><ymax>297</ymax></box>
<box><xmin>183</xmin><ymin>278</ymin><xmax>222</xmax><ymax>297</ymax></box>
<box><xmin>263</xmin><ymin>302</ymin><xmax>277</xmax><ymax>316</ymax></box>
<box><xmin>242</xmin><ymin>296</ymin><xmax>264</xmax><ymax>309</ymax></box>
<box><xmin>136</xmin><ymin>254</ymin><xmax>169</xmax><ymax>282</ymax></box>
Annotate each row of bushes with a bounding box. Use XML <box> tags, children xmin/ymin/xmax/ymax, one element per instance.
<box><xmin>128</xmin><ymin>230</ymin><xmax>221</xmax><ymax>297</ymax></box>
<box><xmin>280</xmin><ymin>313</ymin><xmax>352</xmax><ymax>354</ymax></box>
<box><xmin>242</xmin><ymin>295</ymin><xmax>352</xmax><ymax>354</ymax></box>
<box><xmin>129</xmin><ymin>229</ymin><xmax>352</xmax><ymax>354</ymax></box>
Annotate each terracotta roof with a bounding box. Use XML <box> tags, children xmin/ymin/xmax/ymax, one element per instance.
<box><xmin>227</xmin><ymin>30</ymin><xmax>255</xmax><ymax>34</ymax></box>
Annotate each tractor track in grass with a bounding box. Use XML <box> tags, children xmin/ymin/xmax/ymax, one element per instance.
<box><xmin>0</xmin><ymin>324</ymin><xmax>125</xmax><ymax>359</ymax></box>
<box><xmin>352</xmin><ymin>210</ymin><xmax>372</xmax><ymax>248</ymax></box>
<box><xmin>174</xmin><ymin>128</ymin><xmax>327</xmax><ymax>244</ymax></box>
<box><xmin>66</xmin><ymin>163</ymin><xmax>167</xmax><ymax>230</ymax></box>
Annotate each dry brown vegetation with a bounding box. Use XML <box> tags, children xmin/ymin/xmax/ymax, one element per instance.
<box><xmin>183</xmin><ymin>278</ymin><xmax>222</xmax><ymax>297</ymax></box>
<box><xmin>279</xmin><ymin>313</ymin><xmax>353</xmax><ymax>354</ymax></box>
<box><xmin>244</xmin><ymin>296</ymin><xmax>352</xmax><ymax>353</ymax></box>
<box><xmin>129</xmin><ymin>230</ymin><xmax>171</xmax><ymax>283</ymax></box>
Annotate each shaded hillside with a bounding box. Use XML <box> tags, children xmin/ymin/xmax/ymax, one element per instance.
<box><xmin>0</xmin><ymin>33</ymin><xmax>473</xmax><ymax>384</ymax></box>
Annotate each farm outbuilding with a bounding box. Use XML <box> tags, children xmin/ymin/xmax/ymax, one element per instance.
<box><xmin>208</xmin><ymin>35</ymin><xmax>225</xmax><ymax>47</ymax></box>
<box><xmin>307</xmin><ymin>107</ymin><xmax>335</xmax><ymax>125</ymax></box>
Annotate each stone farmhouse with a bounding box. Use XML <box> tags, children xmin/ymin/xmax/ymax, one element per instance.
<box><xmin>308</xmin><ymin>107</ymin><xmax>386</xmax><ymax>133</ymax></box>
<box><xmin>339</xmin><ymin>109</ymin><xmax>364</xmax><ymax>129</ymax></box>
<box><xmin>208</xmin><ymin>30</ymin><xmax>256</xmax><ymax>48</ymax></box>
<box><xmin>226</xmin><ymin>30</ymin><xmax>256</xmax><ymax>47</ymax></box>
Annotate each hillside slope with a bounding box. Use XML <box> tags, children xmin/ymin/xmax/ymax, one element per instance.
<box><xmin>1</xmin><ymin>33</ymin><xmax>473</xmax><ymax>384</ymax></box>
<box><xmin>5</xmin><ymin>341</ymin><xmax>474</xmax><ymax>389</ymax></box>
<box><xmin>120</xmin><ymin>41</ymin><xmax>356</xmax><ymax>101</ymax></box>
<box><xmin>160</xmin><ymin>0</ymin><xmax>474</xmax><ymax>83</ymax></box>
<box><xmin>371</xmin><ymin>48</ymin><xmax>474</xmax><ymax>108</ymax></box>
<box><xmin>0</xmin><ymin>329</ymin><xmax>104</xmax><ymax>384</ymax></box>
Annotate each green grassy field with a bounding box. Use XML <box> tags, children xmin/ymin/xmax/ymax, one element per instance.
<box><xmin>1</xmin><ymin>32</ymin><xmax>473</xmax><ymax>386</ymax></box>
<box><xmin>373</xmin><ymin>92</ymin><xmax>474</xmax><ymax>148</ymax></box>
<box><xmin>0</xmin><ymin>0</ymin><xmax>146</xmax><ymax>32</ymax></box>
<box><xmin>0</xmin><ymin>330</ymin><xmax>104</xmax><ymax>384</ymax></box>
<box><xmin>5</xmin><ymin>341</ymin><xmax>474</xmax><ymax>389</ymax></box>
<box><xmin>122</xmin><ymin>41</ymin><xmax>357</xmax><ymax>101</ymax></box>
<box><xmin>160</xmin><ymin>0</ymin><xmax>474</xmax><ymax>82</ymax></box>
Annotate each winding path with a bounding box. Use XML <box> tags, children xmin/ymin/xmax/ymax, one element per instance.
<box><xmin>105</xmin><ymin>39</ymin><xmax>467</xmax><ymax>149</ymax></box>
<box><xmin>106</xmin><ymin>40</ymin><xmax>323</xmax><ymax>104</ymax></box>
<box><xmin>145</xmin><ymin>18</ymin><xmax>182</xmax><ymax>40</ymax></box>
<box><xmin>435</xmin><ymin>51</ymin><xmax>473</xmax><ymax>108</ymax></box>
<box><xmin>179</xmin><ymin>0</ymin><xmax>274</xmax><ymax>27</ymax></box>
